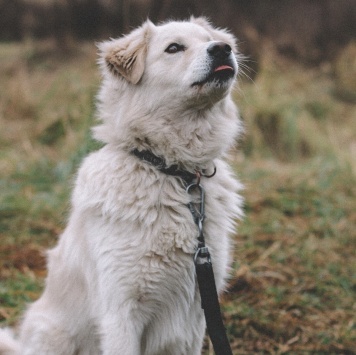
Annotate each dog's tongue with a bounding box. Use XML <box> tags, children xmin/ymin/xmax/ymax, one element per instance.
<box><xmin>214</xmin><ymin>65</ymin><xmax>234</xmax><ymax>72</ymax></box>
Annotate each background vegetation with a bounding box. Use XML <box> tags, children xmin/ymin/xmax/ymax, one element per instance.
<box><xmin>0</xmin><ymin>2</ymin><xmax>355</xmax><ymax>353</ymax></box>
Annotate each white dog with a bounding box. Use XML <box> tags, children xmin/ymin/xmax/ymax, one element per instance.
<box><xmin>0</xmin><ymin>17</ymin><xmax>243</xmax><ymax>355</ymax></box>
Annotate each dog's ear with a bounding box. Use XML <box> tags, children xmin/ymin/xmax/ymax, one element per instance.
<box><xmin>99</xmin><ymin>21</ymin><xmax>153</xmax><ymax>84</ymax></box>
<box><xmin>190</xmin><ymin>16</ymin><xmax>237</xmax><ymax>53</ymax></box>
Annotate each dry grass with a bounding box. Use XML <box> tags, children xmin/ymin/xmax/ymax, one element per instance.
<box><xmin>0</xmin><ymin>40</ymin><xmax>355</xmax><ymax>353</ymax></box>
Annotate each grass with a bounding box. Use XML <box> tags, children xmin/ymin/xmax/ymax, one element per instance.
<box><xmin>224</xmin><ymin>158</ymin><xmax>355</xmax><ymax>353</ymax></box>
<box><xmin>0</xmin><ymin>40</ymin><xmax>355</xmax><ymax>353</ymax></box>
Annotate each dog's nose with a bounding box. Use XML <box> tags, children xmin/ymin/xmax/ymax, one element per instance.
<box><xmin>207</xmin><ymin>42</ymin><xmax>232</xmax><ymax>59</ymax></box>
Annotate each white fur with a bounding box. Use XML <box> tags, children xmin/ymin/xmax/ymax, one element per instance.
<box><xmin>0</xmin><ymin>18</ymin><xmax>243</xmax><ymax>355</ymax></box>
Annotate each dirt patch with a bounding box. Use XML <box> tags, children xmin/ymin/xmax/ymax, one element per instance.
<box><xmin>0</xmin><ymin>244</ymin><xmax>47</xmax><ymax>274</ymax></box>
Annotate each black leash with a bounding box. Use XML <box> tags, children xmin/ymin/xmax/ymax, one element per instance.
<box><xmin>187</xmin><ymin>181</ymin><xmax>233</xmax><ymax>355</ymax></box>
<box><xmin>132</xmin><ymin>149</ymin><xmax>232</xmax><ymax>355</ymax></box>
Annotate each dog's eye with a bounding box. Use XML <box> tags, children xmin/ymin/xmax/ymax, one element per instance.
<box><xmin>165</xmin><ymin>43</ymin><xmax>185</xmax><ymax>54</ymax></box>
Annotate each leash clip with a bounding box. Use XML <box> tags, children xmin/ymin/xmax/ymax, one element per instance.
<box><xmin>186</xmin><ymin>183</ymin><xmax>205</xmax><ymax>224</ymax></box>
<box><xmin>186</xmin><ymin>181</ymin><xmax>207</xmax><ymax>252</ymax></box>
<box><xmin>194</xmin><ymin>246</ymin><xmax>211</xmax><ymax>265</ymax></box>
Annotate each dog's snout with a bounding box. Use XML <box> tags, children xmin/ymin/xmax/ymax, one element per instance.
<box><xmin>207</xmin><ymin>42</ymin><xmax>232</xmax><ymax>59</ymax></box>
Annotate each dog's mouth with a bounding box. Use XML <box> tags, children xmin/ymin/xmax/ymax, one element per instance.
<box><xmin>214</xmin><ymin>65</ymin><xmax>234</xmax><ymax>73</ymax></box>
<box><xmin>192</xmin><ymin>63</ymin><xmax>235</xmax><ymax>87</ymax></box>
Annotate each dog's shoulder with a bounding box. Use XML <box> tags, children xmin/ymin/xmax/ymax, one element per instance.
<box><xmin>71</xmin><ymin>146</ymin><xmax>179</xmax><ymax>222</ymax></box>
<box><xmin>73</xmin><ymin>145</ymin><xmax>125</xmax><ymax>192</ymax></box>
<box><xmin>71</xmin><ymin>146</ymin><xmax>135</xmax><ymax>213</ymax></box>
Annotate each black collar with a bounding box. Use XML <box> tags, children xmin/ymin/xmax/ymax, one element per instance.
<box><xmin>132</xmin><ymin>149</ymin><xmax>198</xmax><ymax>185</ymax></box>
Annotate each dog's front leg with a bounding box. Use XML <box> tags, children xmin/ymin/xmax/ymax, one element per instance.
<box><xmin>94</xmin><ymin>258</ymin><xmax>144</xmax><ymax>355</ymax></box>
<box><xmin>99</xmin><ymin>307</ymin><xmax>143</xmax><ymax>355</ymax></box>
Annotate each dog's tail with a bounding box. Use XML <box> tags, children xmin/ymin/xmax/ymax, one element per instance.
<box><xmin>0</xmin><ymin>328</ymin><xmax>19</xmax><ymax>355</ymax></box>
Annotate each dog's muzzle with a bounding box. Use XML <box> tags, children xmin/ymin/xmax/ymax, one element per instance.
<box><xmin>192</xmin><ymin>42</ymin><xmax>236</xmax><ymax>87</ymax></box>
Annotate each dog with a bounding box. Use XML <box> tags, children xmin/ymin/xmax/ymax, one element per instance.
<box><xmin>0</xmin><ymin>17</ymin><xmax>243</xmax><ymax>355</ymax></box>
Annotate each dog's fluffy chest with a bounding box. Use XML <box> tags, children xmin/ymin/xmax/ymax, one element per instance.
<box><xmin>69</xmin><ymin>150</ymin><xmax>240</xmax><ymax>318</ymax></box>
<box><xmin>74</xmin><ymin>147</ymin><xmax>239</xmax><ymax>256</ymax></box>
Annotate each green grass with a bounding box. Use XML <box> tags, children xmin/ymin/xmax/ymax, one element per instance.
<box><xmin>0</xmin><ymin>271</ymin><xmax>43</xmax><ymax>324</ymax></box>
<box><xmin>0</xmin><ymin>40</ymin><xmax>355</xmax><ymax>353</ymax></box>
<box><xmin>224</xmin><ymin>157</ymin><xmax>356</xmax><ymax>353</ymax></box>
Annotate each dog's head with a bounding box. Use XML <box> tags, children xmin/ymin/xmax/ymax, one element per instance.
<box><xmin>98</xmin><ymin>18</ymin><xmax>238</xmax><ymax>105</ymax></box>
<box><xmin>96</xmin><ymin>19</ymin><xmax>241</xmax><ymax>166</ymax></box>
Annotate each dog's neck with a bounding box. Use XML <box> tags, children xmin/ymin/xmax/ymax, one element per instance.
<box><xmin>131</xmin><ymin>148</ymin><xmax>200</xmax><ymax>184</ymax></box>
<box><xmin>94</xmin><ymin>90</ymin><xmax>241</xmax><ymax>171</ymax></box>
<box><xmin>129</xmin><ymin>134</ymin><xmax>214</xmax><ymax>173</ymax></box>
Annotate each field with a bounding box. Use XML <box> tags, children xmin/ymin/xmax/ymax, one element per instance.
<box><xmin>0</xmin><ymin>40</ymin><xmax>355</xmax><ymax>353</ymax></box>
